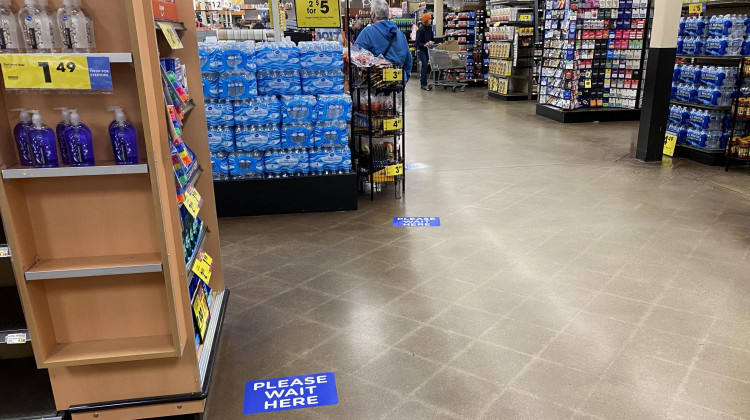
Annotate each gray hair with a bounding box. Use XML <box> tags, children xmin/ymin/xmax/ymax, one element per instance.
<box><xmin>370</xmin><ymin>0</ymin><xmax>389</xmax><ymax>21</ymax></box>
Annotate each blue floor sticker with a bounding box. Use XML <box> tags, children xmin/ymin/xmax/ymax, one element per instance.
<box><xmin>243</xmin><ymin>372</ymin><xmax>338</xmax><ymax>415</ymax></box>
<box><xmin>405</xmin><ymin>163</ymin><xmax>430</xmax><ymax>171</ymax></box>
<box><xmin>393</xmin><ymin>217</ymin><xmax>441</xmax><ymax>227</ymax></box>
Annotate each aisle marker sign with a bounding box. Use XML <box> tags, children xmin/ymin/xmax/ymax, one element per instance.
<box><xmin>393</xmin><ymin>217</ymin><xmax>441</xmax><ymax>227</ymax></box>
<box><xmin>0</xmin><ymin>54</ymin><xmax>113</xmax><ymax>90</ymax></box>
<box><xmin>295</xmin><ymin>0</ymin><xmax>341</xmax><ymax>28</ymax></box>
<box><xmin>664</xmin><ymin>132</ymin><xmax>678</xmax><ymax>157</ymax></box>
<box><xmin>158</xmin><ymin>22</ymin><xmax>183</xmax><ymax>50</ymax></box>
<box><xmin>243</xmin><ymin>372</ymin><xmax>338</xmax><ymax>414</ymax></box>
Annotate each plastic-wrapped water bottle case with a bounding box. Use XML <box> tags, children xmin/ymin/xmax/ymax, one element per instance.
<box><xmin>199</xmin><ymin>41</ymin><xmax>350</xmax><ymax>180</ymax></box>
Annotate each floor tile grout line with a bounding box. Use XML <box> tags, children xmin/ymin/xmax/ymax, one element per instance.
<box><xmin>666</xmin><ymin>316</ymin><xmax>719</xmax><ymax>416</ymax></box>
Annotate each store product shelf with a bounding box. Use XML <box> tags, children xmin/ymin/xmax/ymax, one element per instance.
<box><xmin>668</xmin><ymin>100</ymin><xmax>732</xmax><ymax>111</ymax></box>
<box><xmin>198</xmin><ymin>289</ymin><xmax>227</xmax><ymax>386</ymax></box>
<box><xmin>154</xmin><ymin>19</ymin><xmax>187</xmax><ymax>31</ymax></box>
<box><xmin>489</xmin><ymin>91</ymin><xmax>534</xmax><ymax>101</ymax></box>
<box><xmin>24</xmin><ymin>252</ymin><xmax>163</xmax><ymax>281</ymax></box>
<box><xmin>491</xmin><ymin>0</ymin><xmax>534</xmax><ymax>4</ymax></box>
<box><xmin>492</xmin><ymin>21</ymin><xmax>535</xmax><ymax>26</ymax></box>
<box><xmin>490</xmin><ymin>73</ymin><xmax>531</xmax><ymax>79</ymax></box>
<box><xmin>677</xmin><ymin>143</ymin><xmax>725</xmax><ymax>154</ymax></box>
<box><xmin>536</xmin><ymin>104</ymin><xmax>641</xmax><ymax>123</ymax></box>
<box><xmin>676</xmin><ymin>54</ymin><xmax>745</xmax><ymax>62</ymax></box>
<box><xmin>0</xmin><ymin>52</ymin><xmax>134</xmax><ymax>63</ymax></box>
<box><xmin>181</xmin><ymin>98</ymin><xmax>196</xmax><ymax>115</ymax></box>
<box><xmin>214</xmin><ymin>173</ymin><xmax>358</xmax><ymax>217</ymax></box>
<box><xmin>0</xmin><ymin>286</ymin><xmax>27</xmax><ymax>345</ymax></box>
<box><xmin>0</xmin><ymin>358</ymin><xmax>60</xmax><ymax>420</ymax></box>
<box><xmin>2</xmin><ymin>162</ymin><xmax>149</xmax><ymax>179</ymax></box>
<box><xmin>43</xmin><ymin>333</ymin><xmax>175</xmax><ymax>367</ymax></box>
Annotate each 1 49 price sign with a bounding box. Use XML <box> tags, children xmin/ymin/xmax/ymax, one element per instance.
<box><xmin>295</xmin><ymin>0</ymin><xmax>340</xmax><ymax>28</ymax></box>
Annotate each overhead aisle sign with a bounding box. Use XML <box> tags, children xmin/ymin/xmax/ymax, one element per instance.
<box><xmin>243</xmin><ymin>372</ymin><xmax>338</xmax><ymax>414</ymax></box>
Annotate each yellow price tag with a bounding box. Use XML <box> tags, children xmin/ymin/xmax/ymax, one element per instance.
<box><xmin>0</xmin><ymin>54</ymin><xmax>113</xmax><ymax>90</ymax></box>
<box><xmin>519</xmin><ymin>14</ymin><xmax>532</xmax><ymax>21</ymax></box>
<box><xmin>383</xmin><ymin>69</ymin><xmax>403</xmax><ymax>82</ymax></box>
<box><xmin>192</xmin><ymin>288</ymin><xmax>210</xmax><ymax>339</ymax></box>
<box><xmin>664</xmin><ymin>132</ymin><xmax>678</xmax><ymax>157</ymax></box>
<box><xmin>383</xmin><ymin>117</ymin><xmax>402</xmax><ymax>131</ymax></box>
<box><xmin>584</xmin><ymin>79</ymin><xmax>592</xmax><ymax>89</ymax></box>
<box><xmin>192</xmin><ymin>259</ymin><xmax>212</xmax><ymax>284</ymax></box>
<box><xmin>158</xmin><ymin>22</ymin><xmax>183</xmax><ymax>49</ymax></box>
<box><xmin>688</xmin><ymin>3</ymin><xmax>704</xmax><ymax>14</ymax></box>
<box><xmin>385</xmin><ymin>163</ymin><xmax>403</xmax><ymax>176</ymax></box>
<box><xmin>201</xmin><ymin>251</ymin><xmax>213</xmax><ymax>268</ymax></box>
<box><xmin>295</xmin><ymin>0</ymin><xmax>341</xmax><ymax>28</ymax></box>
<box><xmin>183</xmin><ymin>187</ymin><xmax>202</xmax><ymax>218</ymax></box>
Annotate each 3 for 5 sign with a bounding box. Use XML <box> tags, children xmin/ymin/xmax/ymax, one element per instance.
<box><xmin>295</xmin><ymin>0</ymin><xmax>340</xmax><ymax>28</ymax></box>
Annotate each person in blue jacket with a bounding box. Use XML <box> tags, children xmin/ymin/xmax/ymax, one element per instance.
<box><xmin>415</xmin><ymin>13</ymin><xmax>435</xmax><ymax>89</ymax></box>
<box><xmin>354</xmin><ymin>0</ymin><xmax>413</xmax><ymax>82</ymax></box>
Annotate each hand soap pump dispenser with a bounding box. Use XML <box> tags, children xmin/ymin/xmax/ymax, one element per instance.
<box><xmin>54</xmin><ymin>107</ymin><xmax>71</xmax><ymax>164</ymax></box>
<box><xmin>108</xmin><ymin>106</ymin><xmax>139</xmax><ymax>165</ymax></box>
<box><xmin>64</xmin><ymin>109</ymin><xmax>94</xmax><ymax>166</ymax></box>
<box><xmin>11</xmin><ymin>108</ymin><xmax>33</xmax><ymax>166</ymax></box>
<box><xmin>28</xmin><ymin>110</ymin><xmax>58</xmax><ymax>168</ymax></box>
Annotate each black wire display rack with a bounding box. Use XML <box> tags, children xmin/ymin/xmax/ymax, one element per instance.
<box><xmin>350</xmin><ymin>66</ymin><xmax>406</xmax><ymax>201</ymax></box>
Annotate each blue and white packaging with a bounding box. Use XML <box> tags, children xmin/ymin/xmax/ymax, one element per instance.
<box><xmin>281</xmin><ymin>123</ymin><xmax>314</xmax><ymax>148</ymax></box>
<box><xmin>235</xmin><ymin>124</ymin><xmax>281</xmax><ymax>151</ymax></box>
<box><xmin>205</xmin><ymin>100</ymin><xmax>235</xmax><ymax>126</ymax></box>
<box><xmin>264</xmin><ymin>148</ymin><xmax>309</xmax><ymax>177</ymax></box>
<box><xmin>210</xmin><ymin>151</ymin><xmax>230</xmax><ymax>180</ymax></box>
<box><xmin>301</xmin><ymin>69</ymin><xmax>345</xmax><ymax>95</ymax></box>
<box><xmin>255</xmin><ymin>42</ymin><xmax>301</xmax><ymax>70</ymax></box>
<box><xmin>199</xmin><ymin>42</ymin><xmax>224</xmax><ymax>72</ymax></box>
<box><xmin>299</xmin><ymin>41</ymin><xmax>344</xmax><ymax>70</ymax></box>
<box><xmin>316</xmin><ymin>94</ymin><xmax>352</xmax><ymax>122</ymax></box>
<box><xmin>314</xmin><ymin>121</ymin><xmax>349</xmax><ymax>147</ymax></box>
<box><xmin>221</xmin><ymin>41</ymin><xmax>256</xmax><ymax>72</ymax></box>
<box><xmin>219</xmin><ymin>72</ymin><xmax>258</xmax><ymax>100</ymax></box>
<box><xmin>234</xmin><ymin>96</ymin><xmax>282</xmax><ymax>125</ymax></box>
<box><xmin>229</xmin><ymin>150</ymin><xmax>264</xmax><ymax>178</ymax></box>
<box><xmin>207</xmin><ymin>125</ymin><xmax>235</xmax><ymax>153</ymax></box>
<box><xmin>309</xmin><ymin>147</ymin><xmax>350</xmax><ymax>175</ymax></box>
<box><xmin>281</xmin><ymin>95</ymin><xmax>317</xmax><ymax>123</ymax></box>
<box><xmin>202</xmin><ymin>71</ymin><xmax>220</xmax><ymax>99</ymax></box>
<box><xmin>257</xmin><ymin>70</ymin><xmax>302</xmax><ymax>96</ymax></box>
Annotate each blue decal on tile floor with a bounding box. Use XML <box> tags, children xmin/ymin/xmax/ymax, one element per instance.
<box><xmin>243</xmin><ymin>372</ymin><xmax>338</xmax><ymax>415</ymax></box>
<box><xmin>393</xmin><ymin>217</ymin><xmax>441</xmax><ymax>227</ymax></box>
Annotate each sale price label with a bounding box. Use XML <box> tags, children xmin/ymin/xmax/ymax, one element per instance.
<box><xmin>0</xmin><ymin>54</ymin><xmax>113</xmax><ymax>90</ymax></box>
<box><xmin>663</xmin><ymin>132</ymin><xmax>678</xmax><ymax>157</ymax></box>
<box><xmin>688</xmin><ymin>2</ymin><xmax>705</xmax><ymax>14</ymax></box>
<box><xmin>385</xmin><ymin>163</ymin><xmax>403</xmax><ymax>177</ymax></box>
<box><xmin>183</xmin><ymin>187</ymin><xmax>203</xmax><ymax>218</ymax></box>
<box><xmin>383</xmin><ymin>69</ymin><xmax>403</xmax><ymax>82</ymax></box>
<box><xmin>383</xmin><ymin>117</ymin><xmax>402</xmax><ymax>131</ymax></box>
<box><xmin>519</xmin><ymin>14</ymin><xmax>532</xmax><ymax>21</ymax></box>
<box><xmin>295</xmin><ymin>0</ymin><xmax>340</xmax><ymax>28</ymax></box>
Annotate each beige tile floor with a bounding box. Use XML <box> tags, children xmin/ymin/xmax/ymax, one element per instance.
<box><xmin>205</xmin><ymin>85</ymin><xmax>750</xmax><ymax>420</ymax></box>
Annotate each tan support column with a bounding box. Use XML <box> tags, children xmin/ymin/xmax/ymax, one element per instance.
<box><xmin>435</xmin><ymin>0</ymin><xmax>443</xmax><ymax>38</ymax></box>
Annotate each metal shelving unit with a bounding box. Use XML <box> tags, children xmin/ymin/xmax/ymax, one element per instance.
<box><xmin>351</xmin><ymin>66</ymin><xmax>406</xmax><ymax>201</ymax></box>
<box><xmin>486</xmin><ymin>0</ymin><xmax>539</xmax><ymax>100</ymax></box>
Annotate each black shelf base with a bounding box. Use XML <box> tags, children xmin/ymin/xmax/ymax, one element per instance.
<box><xmin>213</xmin><ymin>174</ymin><xmax>358</xmax><ymax>217</ymax></box>
<box><xmin>0</xmin><ymin>358</ymin><xmax>61</xmax><ymax>420</ymax></box>
<box><xmin>675</xmin><ymin>144</ymin><xmax>726</xmax><ymax>166</ymax></box>
<box><xmin>489</xmin><ymin>91</ymin><xmax>535</xmax><ymax>101</ymax></box>
<box><xmin>536</xmin><ymin>104</ymin><xmax>641</xmax><ymax>123</ymax></box>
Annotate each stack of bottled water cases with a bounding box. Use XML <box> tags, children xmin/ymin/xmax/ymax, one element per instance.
<box><xmin>200</xmin><ymin>40</ymin><xmax>349</xmax><ymax>180</ymax></box>
<box><xmin>668</xmin><ymin>63</ymin><xmax>747</xmax><ymax>149</ymax></box>
<box><xmin>677</xmin><ymin>15</ymin><xmax>750</xmax><ymax>56</ymax></box>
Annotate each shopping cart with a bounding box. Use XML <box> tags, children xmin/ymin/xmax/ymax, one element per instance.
<box><xmin>427</xmin><ymin>48</ymin><xmax>468</xmax><ymax>92</ymax></box>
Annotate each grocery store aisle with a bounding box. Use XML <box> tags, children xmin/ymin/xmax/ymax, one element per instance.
<box><xmin>207</xmin><ymin>85</ymin><xmax>750</xmax><ymax>420</ymax></box>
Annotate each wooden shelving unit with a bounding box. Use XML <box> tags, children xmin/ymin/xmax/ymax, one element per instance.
<box><xmin>0</xmin><ymin>1</ymin><xmax>227</xmax><ymax>419</ymax></box>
